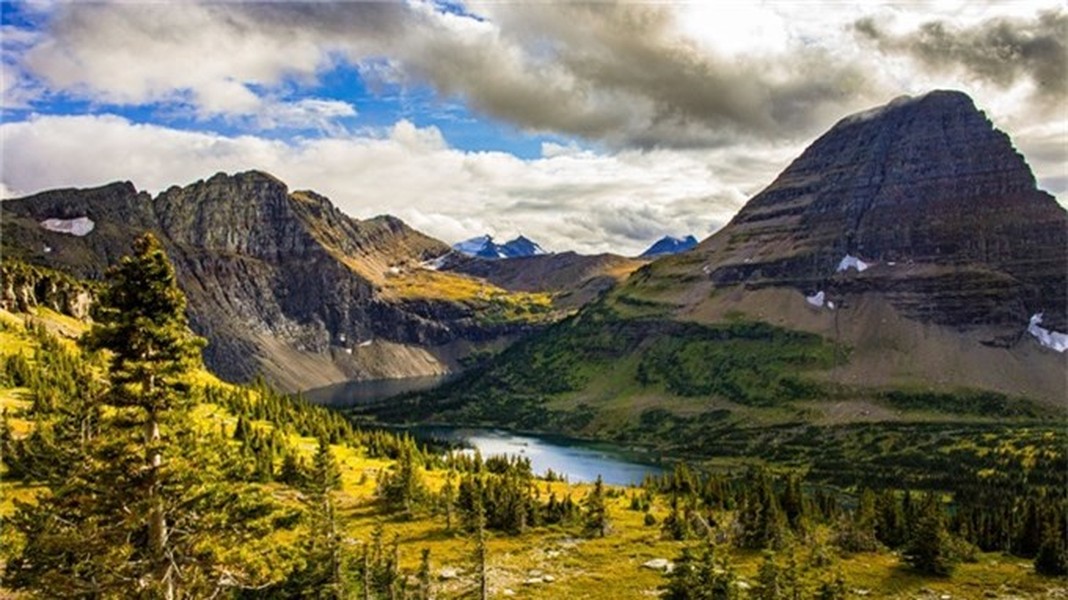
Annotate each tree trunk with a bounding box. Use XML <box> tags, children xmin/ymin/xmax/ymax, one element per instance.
<box><xmin>146</xmin><ymin>411</ymin><xmax>171</xmax><ymax>600</ymax></box>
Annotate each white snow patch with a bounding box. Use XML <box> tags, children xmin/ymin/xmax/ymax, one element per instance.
<box><xmin>827</xmin><ymin>301</ymin><xmax>835</xmax><ymax>310</ymax></box>
<box><xmin>43</xmin><ymin>246</ymin><xmax>52</xmax><ymax>253</ymax></box>
<box><xmin>357</xmin><ymin>339</ymin><xmax>373</xmax><ymax>348</ymax></box>
<box><xmin>837</xmin><ymin>254</ymin><xmax>870</xmax><ymax>273</ymax></box>
<box><xmin>1027</xmin><ymin>313</ymin><xmax>1068</xmax><ymax>352</ymax></box>
<box><xmin>40</xmin><ymin>216</ymin><xmax>94</xmax><ymax>237</ymax></box>
<box><xmin>806</xmin><ymin>291</ymin><xmax>825</xmax><ymax>308</ymax></box>
<box><xmin>421</xmin><ymin>253</ymin><xmax>452</xmax><ymax>271</ymax></box>
<box><xmin>344</xmin><ymin>348</ymin><xmax>353</xmax><ymax>355</ymax></box>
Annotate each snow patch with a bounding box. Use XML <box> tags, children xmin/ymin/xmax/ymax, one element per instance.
<box><xmin>1027</xmin><ymin>314</ymin><xmax>1068</xmax><ymax>353</ymax></box>
<box><xmin>357</xmin><ymin>339</ymin><xmax>373</xmax><ymax>348</ymax></box>
<box><xmin>837</xmin><ymin>254</ymin><xmax>870</xmax><ymax>273</ymax></box>
<box><xmin>806</xmin><ymin>291</ymin><xmax>825</xmax><ymax>308</ymax></box>
<box><xmin>421</xmin><ymin>253</ymin><xmax>452</xmax><ymax>271</ymax></box>
<box><xmin>43</xmin><ymin>246</ymin><xmax>52</xmax><ymax>254</ymax></box>
<box><xmin>40</xmin><ymin>216</ymin><xmax>94</xmax><ymax>237</ymax></box>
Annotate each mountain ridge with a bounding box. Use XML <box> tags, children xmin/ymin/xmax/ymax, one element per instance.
<box><xmin>0</xmin><ymin>171</ymin><xmax>562</xmax><ymax>390</ymax></box>
<box><xmin>453</xmin><ymin>234</ymin><xmax>548</xmax><ymax>259</ymax></box>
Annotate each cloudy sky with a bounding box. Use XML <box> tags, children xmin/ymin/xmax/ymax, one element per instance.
<box><xmin>2</xmin><ymin>1</ymin><xmax>1065</xmax><ymax>255</ymax></box>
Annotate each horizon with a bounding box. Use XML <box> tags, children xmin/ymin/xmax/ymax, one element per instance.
<box><xmin>2</xmin><ymin>1</ymin><xmax>1065</xmax><ymax>256</ymax></box>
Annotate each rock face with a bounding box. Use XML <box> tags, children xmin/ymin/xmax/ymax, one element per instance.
<box><xmin>694</xmin><ymin>91</ymin><xmax>1067</xmax><ymax>332</ymax></box>
<box><xmin>0</xmin><ymin>171</ymin><xmax>548</xmax><ymax>390</ymax></box>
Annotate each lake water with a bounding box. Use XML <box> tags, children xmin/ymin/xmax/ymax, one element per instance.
<box><xmin>411</xmin><ymin>426</ymin><xmax>665</xmax><ymax>486</ymax></box>
<box><xmin>303</xmin><ymin>376</ymin><xmax>666</xmax><ymax>486</ymax></box>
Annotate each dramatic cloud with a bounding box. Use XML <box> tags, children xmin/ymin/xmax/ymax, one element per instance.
<box><xmin>855</xmin><ymin>9</ymin><xmax>1067</xmax><ymax>104</ymax></box>
<box><xmin>1</xmin><ymin>114</ymin><xmax>790</xmax><ymax>254</ymax></box>
<box><xmin>12</xmin><ymin>1</ymin><xmax>878</xmax><ymax>148</ymax></box>
<box><xmin>2</xmin><ymin>1</ymin><xmax>1064</xmax><ymax>254</ymax></box>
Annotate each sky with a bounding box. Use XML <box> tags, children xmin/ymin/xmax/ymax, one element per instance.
<box><xmin>1</xmin><ymin>1</ymin><xmax>1065</xmax><ymax>256</ymax></box>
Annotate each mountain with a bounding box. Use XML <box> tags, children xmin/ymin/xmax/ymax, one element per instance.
<box><xmin>372</xmin><ymin>90</ymin><xmax>1067</xmax><ymax>438</ymax></box>
<box><xmin>452</xmin><ymin>234</ymin><xmax>548</xmax><ymax>259</ymax></box>
<box><xmin>441</xmin><ymin>251</ymin><xmax>648</xmax><ymax>309</ymax></box>
<box><xmin>0</xmin><ymin>171</ymin><xmax>565</xmax><ymax>391</ymax></box>
<box><xmin>640</xmin><ymin>235</ymin><xmax>697</xmax><ymax>257</ymax></box>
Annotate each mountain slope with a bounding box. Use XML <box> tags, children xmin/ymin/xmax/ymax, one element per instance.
<box><xmin>441</xmin><ymin>251</ymin><xmax>647</xmax><ymax>309</ymax></box>
<box><xmin>640</xmin><ymin>235</ymin><xmax>697</xmax><ymax>257</ymax></box>
<box><xmin>377</xmin><ymin>90</ymin><xmax>1067</xmax><ymax>437</ymax></box>
<box><xmin>0</xmin><ymin>171</ymin><xmax>558</xmax><ymax>390</ymax></box>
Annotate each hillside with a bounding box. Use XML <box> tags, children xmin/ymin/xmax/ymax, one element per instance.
<box><xmin>442</xmin><ymin>250</ymin><xmax>648</xmax><ymax>309</ymax></box>
<box><xmin>1</xmin><ymin>171</ymin><xmax>575</xmax><ymax>391</ymax></box>
<box><xmin>366</xmin><ymin>91</ymin><xmax>1067</xmax><ymax>446</ymax></box>
<box><xmin>2</xmin><ymin>304</ymin><xmax>1064</xmax><ymax>599</ymax></box>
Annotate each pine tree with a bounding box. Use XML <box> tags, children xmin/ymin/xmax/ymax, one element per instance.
<box><xmin>416</xmin><ymin>548</ymin><xmax>432</xmax><ymax>600</ymax></box>
<box><xmin>1034</xmin><ymin>524</ymin><xmax>1068</xmax><ymax>576</ymax></box>
<box><xmin>754</xmin><ymin>551</ymin><xmax>784</xmax><ymax>600</ymax></box>
<box><xmin>4</xmin><ymin>234</ymin><xmax>284</xmax><ymax>598</ymax></box>
<box><xmin>903</xmin><ymin>494</ymin><xmax>958</xmax><ymax>576</ymax></box>
<box><xmin>377</xmin><ymin>440</ymin><xmax>427</xmax><ymax>518</ymax></box>
<box><xmin>661</xmin><ymin>538</ymin><xmax>737</xmax><ymax>600</ymax></box>
<box><xmin>304</xmin><ymin>437</ymin><xmax>347</xmax><ymax>599</ymax></box>
<box><xmin>583</xmin><ymin>475</ymin><xmax>610</xmax><ymax>538</ymax></box>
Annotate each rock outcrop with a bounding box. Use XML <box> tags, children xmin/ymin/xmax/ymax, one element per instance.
<box><xmin>1</xmin><ymin>171</ymin><xmax>552</xmax><ymax>390</ymax></box>
<box><xmin>688</xmin><ymin>90</ymin><xmax>1066</xmax><ymax>333</ymax></box>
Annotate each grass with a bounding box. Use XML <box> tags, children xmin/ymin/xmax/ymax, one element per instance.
<box><xmin>384</xmin><ymin>269</ymin><xmax>558</xmax><ymax>324</ymax></box>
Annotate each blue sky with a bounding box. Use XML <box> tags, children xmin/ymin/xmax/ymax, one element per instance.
<box><xmin>2</xmin><ymin>1</ymin><xmax>1064</xmax><ymax>254</ymax></box>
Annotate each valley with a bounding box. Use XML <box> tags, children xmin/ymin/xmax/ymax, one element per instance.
<box><xmin>1</xmin><ymin>90</ymin><xmax>1065</xmax><ymax>599</ymax></box>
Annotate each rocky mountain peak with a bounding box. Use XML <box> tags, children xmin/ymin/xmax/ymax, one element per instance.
<box><xmin>692</xmin><ymin>89</ymin><xmax>1066</xmax><ymax>332</ymax></box>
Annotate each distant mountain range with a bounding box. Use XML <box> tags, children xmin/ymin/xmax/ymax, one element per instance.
<box><xmin>0</xmin><ymin>173</ymin><xmax>639</xmax><ymax>391</ymax></box>
<box><xmin>371</xmin><ymin>90</ymin><xmax>1067</xmax><ymax>439</ymax></box>
<box><xmin>640</xmin><ymin>235</ymin><xmax>698</xmax><ymax>257</ymax></box>
<box><xmin>453</xmin><ymin>234</ymin><xmax>548</xmax><ymax>259</ymax></box>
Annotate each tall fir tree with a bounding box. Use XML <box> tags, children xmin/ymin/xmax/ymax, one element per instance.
<box><xmin>4</xmin><ymin>234</ymin><xmax>285</xmax><ymax>599</ymax></box>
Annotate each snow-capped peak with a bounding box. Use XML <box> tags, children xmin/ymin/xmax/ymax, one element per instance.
<box><xmin>640</xmin><ymin>235</ymin><xmax>698</xmax><ymax>258</ymax></box>
<box><xmin>452</xmin><ymin>234</ymin><xmax>548</xmax><ymax>259</ymax></box>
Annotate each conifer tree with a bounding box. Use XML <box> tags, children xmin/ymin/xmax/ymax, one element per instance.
<box><xmin>903</xmin><ymin>494</ymin><xmax>957</xmax><ymax>576</ymax></box>
<box><xmin>661</xmin><ymin>538</ymin><xmax>737</xmax><ymax>600</ymax></box>
<box><xmin>4</xmin><ymin>234</ymin><xmax>284</xmax><ymax>598</ymax></box>
<box><xmin>583</xmin><ymin>475</ymin><xmax>610</xmax><ymax>538</ymax></box>
<box><xmin>754</xmin><ymin>551</ymin><xmax>784</xmax><ymax>600</ymax></box>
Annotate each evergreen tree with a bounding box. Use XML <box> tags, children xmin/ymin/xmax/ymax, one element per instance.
<box><xmin>4</xmin><ymin>234</ymin><xmax>285</xmax><ymax>598</ymax></box>
<box><xmin>376</xmin><ymin>440</ymin><xmax>427</xmax><ymax>518</ymax></box>
<box><xmin>754</xmin><ymin>552</ymin><xmax>784</xmax><ymax>600</ymax></box>
<box><xmin>300</xmin><ymin>438</ymin><xmax>349</xmax><ymax>599</ymax></box>
<box><xmin>415</xmin><ymin>548</ymin><xmax>432</xmax><ymax>600</ymax></box>
<box><xmin>903</xmin><ymin>494</ymin><xmax>958</xmax><ymax>576</ymax></box>
<box><xmin>1034</xmin><ymin>524</ymin><xmax>1068</xmax><ymax>576</ymax></box>
<box><xmin>661</xmin><ymin>538</ymin><xmax>737</xmax><ymax>600</ymax></box>
<box><xmin>583</xmin><ymin>475</ymin><xmax>610</xmax><ymax>538</ymax></box>
<box><xmin>737</xmin><ymin>468</ymin><xmax>788</xmax><ymax>550</ymax></box>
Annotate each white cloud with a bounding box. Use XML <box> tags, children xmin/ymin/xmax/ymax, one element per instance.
<box><xmin>0</xmin><ymin>113</ymin><xmax>787</xmax><ymax>255</ymax></box>
<box><xmin>14</xmin><ymin>1</ymin><xmax>1061</xmax><ymax>148</ymax></box>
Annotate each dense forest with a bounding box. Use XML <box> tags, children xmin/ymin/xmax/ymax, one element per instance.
<box><xmin>0</xmin><ymin>237</ymin><xmax>1065</xmax><ymax>598</ymax></box>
